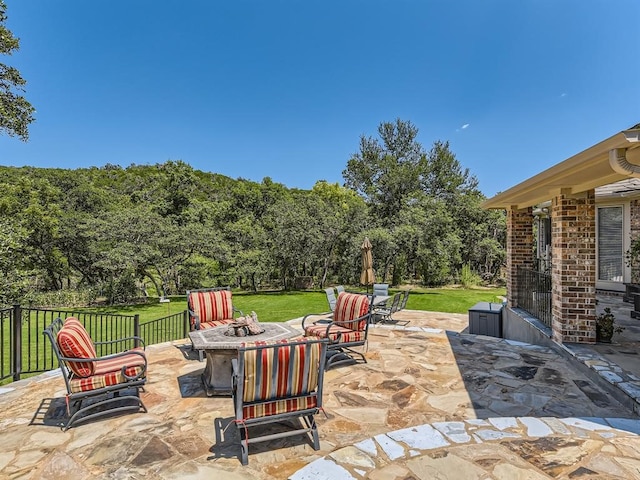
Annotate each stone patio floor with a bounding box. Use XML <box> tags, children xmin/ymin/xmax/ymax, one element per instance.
<box><xmin>3</xmin><ymin>309</ymin><xmax>640</xmax><ymax>479</ymax></box>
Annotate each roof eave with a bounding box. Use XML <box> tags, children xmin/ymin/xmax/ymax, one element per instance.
<box><xmin>483</xmin><ymin>127</ymin><xmax>640</xmax><ymax>210</ymax></box>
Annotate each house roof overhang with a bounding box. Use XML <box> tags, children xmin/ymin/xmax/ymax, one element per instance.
<box><xmin>482</xmin><ymin>125</ymin><xmax>640</xmax><ymax>210</ymax></box>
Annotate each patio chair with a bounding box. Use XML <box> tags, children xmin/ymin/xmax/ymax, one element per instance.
<box><xmin>372</xmin><ymin>283</ymin><xmax>389</xmax><ymax>297</ymax></box>
<box><xmin>325</xmin><ymin>287</ymin><xmax>338</xmax><ymax>313</ymax></box>
<box><xmin>398</xmin><ymin>290</ymin><xmax>410</xmax><ymax>310</ymax></box>
<box><xmin>373</xmin><ymin>292</ymin><xmax>402</xmax><ymax>324</ymax></box>
<box><xmin>187</xmin><ymin>286</ymin><xmax>244</xmax><ymax>330</ymax></box>
<box><xmin>187</xmin><ymin>287</ymin><xmax>244</xmax><ymax>360</ymax></box>
<box><xmin>301</xmin><ymin>292</ymin><xmax>371</xmax><ymax>368</ymax></box>
<box><xmin>43</xmin><ymin>317</ymin><xmax>147</xmax><ymax>431</ymax></box>
<box><xmin>335</xmin><ymin>285</ymin><xmax>345</xmax><ymax>295</ymax></box>
<box><xmin>231</xmin><ymin>337</ymin><xmax>328</xmax><ymax>465</ymax></box>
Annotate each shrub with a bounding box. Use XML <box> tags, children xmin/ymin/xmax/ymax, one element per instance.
<box><xmin>460</xmin><ymin>264</ymin><xmax>482</xmax><ymax>288</ymax></box>
<box><xmin>22</xmin><ymin>288</ymin><xmax>99</xmax><ymax>308</ymax></box>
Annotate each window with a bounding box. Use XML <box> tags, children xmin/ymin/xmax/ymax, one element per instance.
<box><xmin>597</xmin><ymin>206</ymin><xmax>624</xmax><ymax>282</ymax></box>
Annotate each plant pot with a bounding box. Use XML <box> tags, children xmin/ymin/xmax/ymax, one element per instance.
<box><xmin>596</xmin><ymin>323</ymin><xmax>614</xmax><ymax>343</ymax></box>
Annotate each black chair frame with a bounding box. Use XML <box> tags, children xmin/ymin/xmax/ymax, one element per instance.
<box><xmin>301</xmin><ymin>309</ymin><xmax>371</xmax><ymax>368</ymax></box>
<box><xmin>231</xmin><ymin>338</ymin><xmax>329</xmax><ymax>465</ymax></box>
<box><xmin>43</xmin><ymin>318</ymin><xmax>147</xmax><ymax>431</ymax></box>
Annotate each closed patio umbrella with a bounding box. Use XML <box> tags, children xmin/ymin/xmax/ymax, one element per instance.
<box><xmin>360</xmin><ymin>237</ymin><xmax>375</xmax><ymax>293</ymax></box>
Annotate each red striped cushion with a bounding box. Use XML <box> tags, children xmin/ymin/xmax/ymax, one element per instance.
<box><xmin>242</xmin><ymin>395</ymin><xmax>318</xmax><ymax>420</ymax></box>
<box><xmin>57</xmin><ymin>317</ymin><xmax>97</xmax><ymax>378</ymax></box>
<box><xmin>333</xmin><ymin>293</ymin><xmax>369</xmax><ymax>330</ymax></box>
<box><xmin>189</xmin><ymin>290</ymin><xmax>234</xmax><ymax>327</ymax></box>
<box><xmin>199</xmin><ymin>319</ymin><xmax>237</xmax><ymax>329</ymax></box>
<box><xmin>304</xmin><ymin>323</ymin><xmax>366</xmax><ymax>343</ymax></box>
<box><xmin>69</xmin><ymin>348</ymin><xmax>146</xmax><ymax>393</ymax></box>
<box><xmin>241</xmin><ymin>340</ymin><xmax>322</xmax><ymax>405</ymax></box>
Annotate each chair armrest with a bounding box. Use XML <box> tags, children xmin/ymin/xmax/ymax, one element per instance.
<box><xmin>334</xmin><ymin>312</ymin><xmax>371</xmax><ymax>331</ymax></box>
<box><xmin>233</xmin><ymin>307</ymin><xmax>244</xmax><ymax>317</ymax></box>
<box><xmin>116</xmin><ymin>349</ymin><xmax>148</xmax><ymax>381</ymax></box>
<box><xmin>301</xmin><ymin>312</ymin><xmax>333</xmax><ymax>329</ymax></box>
<box><xmin>188</xmin><ymin>309</ymin><xmax>201</xmax><ymax>330</ymax></box>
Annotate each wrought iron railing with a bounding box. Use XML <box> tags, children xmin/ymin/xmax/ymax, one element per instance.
<box><xmin>516</xmin><ymin>267</ymin><xmax>552</xmax><ymax>328</ymax></box>
<box><xmin>0</xmin><ymin>305</ymin><xmax>189</xmax><ymax>383</ymax></box>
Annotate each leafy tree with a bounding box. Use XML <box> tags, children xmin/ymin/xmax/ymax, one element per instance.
<box><xmin>265</xmin><ymin>192</ymin><xmax>325</xmax><ymax>289</ymax></box>
<box><xmin>0</xmin><ymin>0</ymin><xmax>35</xmax><ymax>140</ymax></box>
<box><xmin>396</xmin><ymin>196</ymin><xmax>461</xmax><ymax>285</ymax></box>
<box><xmin>0</xmin><ymin>150</ymin><xmax>507</xmax><ymax>305</ymax></box>
<box><xmin>343</xmin><ymin>119</ymin><xmax>496</xmax><ymax>285</ymax></box>
<box><xmin>343</xmin><ymin>119</ymin><xmax>423</xmax><ymax>225</ymax></box>
<box><xmin>422</xmin><ymin>140</ymin><xmax>478</xmax><ymax>200</ymax></box>
<box><xmin>359</xmin><ymin>227</ymin><xmax>396</xmax><ymax>285</ymax></box>
<box><xmin>309</xmin><ymin>181</ymin><xmax>367</xmax><ymax>287</ymax></box>
<box><xmin>155</xmin><ymin>160</ymin><xmax>199</xmax><ymax>220</ymax></box>
<box><xmin>0</xmin><ymin>219</ymin><xmax>30</xmax><ymax>304</ymax></box>
<box><xmin>0</xmin><ymin>176</ymin><xmax>66</xmax><ymax>290</ymax></box>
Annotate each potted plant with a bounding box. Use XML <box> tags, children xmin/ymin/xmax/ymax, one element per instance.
<box><xmin>595</xmin><ymin>307</ymin><xmax>624</xmax><ymax>343</ymax></box>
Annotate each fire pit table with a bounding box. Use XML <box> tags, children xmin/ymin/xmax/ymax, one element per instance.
<box><xmin>188</xmin><ymin>323</ymin><xmax>302</xmax><ymax>396</ymax></box>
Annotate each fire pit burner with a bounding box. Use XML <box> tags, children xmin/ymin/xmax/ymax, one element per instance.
<box><xmin>225</xmin><ymin>312</ymin><xmax>265</xmax><ymax>337</ymax></box>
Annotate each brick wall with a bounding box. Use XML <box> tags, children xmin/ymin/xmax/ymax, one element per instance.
<box><xmin>507</xmin><ymin>207</ymin><xmax>534</xmax><ymax>307</ymax></box>
<box><xmin>550</xmin><ymin>190</ymin><xmax>596</xmax><ymax>344</ymax></box>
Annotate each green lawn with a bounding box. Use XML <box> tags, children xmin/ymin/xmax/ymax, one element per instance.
<box><xmin>402</xmin><ymin>287</ymin><xmax>505</xmax><ymax>314</ymax></box>
<box><xmin>75</xmin><ymin>286</ymin><xmax>506</xmax><ymax>323</ymax></box>
<box><xmin>1</xmin><ymin>286</ymin><xmax>505</xmax><ymax>384</ymax></box>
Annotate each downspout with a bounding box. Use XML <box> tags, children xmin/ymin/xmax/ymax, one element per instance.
<box><xmin>609</xmin><ymin>148</ymin><xmax>640</xmax><ymax>177</ymax></box>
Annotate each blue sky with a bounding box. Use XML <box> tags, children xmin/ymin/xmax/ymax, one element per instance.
<box><xmin>1</xmin><ymin>1</ymin><xmax>638</xmax><ymax>197</ymax></box>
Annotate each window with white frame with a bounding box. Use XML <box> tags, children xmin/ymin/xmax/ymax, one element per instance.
<box><xmin>597</xmin><ymin>206</ymin><xmax>624</xmax><ymax>283</ymax></box>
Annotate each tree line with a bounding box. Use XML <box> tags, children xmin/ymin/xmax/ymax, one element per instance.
<box><xmin>0</xmin><ymin>119</ymin><xmax>505</xmax><ymax>306</ymax></box>
<box><xmin>0</xmin><ymin>6</ymin><xmax>505</xmax><ymax>306</ymax></box>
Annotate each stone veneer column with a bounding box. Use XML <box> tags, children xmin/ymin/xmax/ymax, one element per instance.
<box><xmin>550</xmin><ymin>189</ymin><xmax>596</xmax><ymax>344</ymax></box>
<box><xmin>506</xmin><ymin>207</ymin><xmax>534</xmax><ymax>307</ymax></box>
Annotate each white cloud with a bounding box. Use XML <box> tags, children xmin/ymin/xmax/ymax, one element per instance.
<box><xmin>461</xmin><ymin>123</ymin><xmax>470</xmax><ymax>129</ymax></box>
<box><xmin>560</xmin><ymin>93</ymin><xmax>567</xmax><ymax>98</ymax></box>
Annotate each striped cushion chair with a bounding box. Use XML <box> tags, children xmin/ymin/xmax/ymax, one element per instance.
<box><xmin>187</xmin><ymin>287</ymin><xmax>243</xmax><ymax>330</ymax></box>
<box><xmin>187</xmin><ymin>287</ymin><xmax>244</xmax><ymax>361</ymax></box>
<box><xmin>301</xmin><ymin>292</ymin><xmax>371</xmax><ymax>368</ymax></box>
<box><xmin>231</xmin><ymin>337</ymin><xmax>328</xmax><ymax>465</ymax></box>
<box><xmin>43</xmin><ymin>317</ymin><xmax>147</xmax><ymax>431</ymax></box>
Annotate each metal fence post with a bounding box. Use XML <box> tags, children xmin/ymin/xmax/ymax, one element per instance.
<box><xmin>183</xmin><ymin>310</ymin><xmax>189</xmax><ymax>339</ymax></box>
<box><xmin>12</xmin><ymin>304</ymin><xmax>22</xmax><ymax>382</ymax></box>
<box><xmin>133</xmin><ymin>314</ymin><xmax>140</xmax><ymax>348</ymax></box>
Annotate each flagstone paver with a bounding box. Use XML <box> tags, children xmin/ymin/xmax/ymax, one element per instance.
<box><xmin>1</xmin><ymin>308</ymin><xmax>640</xmax><ymax>479</ymax></box>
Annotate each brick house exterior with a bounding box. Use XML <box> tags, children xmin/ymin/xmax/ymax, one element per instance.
<box><xmin>484</xmin><ymin>124</ymin><xmax>640</xmax><ymax>345</ymax></box>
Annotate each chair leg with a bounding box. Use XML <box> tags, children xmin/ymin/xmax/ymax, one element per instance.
<box><xmin>307</xmin><ymin>415</ymin><xmax>320</xmax><ymax>450</ymax></box>
<box><xmin>325</xmin><ymin>346</ymin><xmax>366</xmax><ymax>369</ymax></box>
<box><xmin>239</xmin><ymin>425</ymin><xmax>249</xmax><ymax>465</ymax></box>
<box><xmin>63</xmin><ymin>390</ymin><xmax>146</xmax><ymax>431</ymax></box>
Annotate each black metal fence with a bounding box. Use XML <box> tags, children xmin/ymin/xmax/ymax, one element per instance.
<box><xmin>516</xmin><ymin>266</ymin><xmax>552</xmax><ymax>328</ymax></box>
<box><xmin>0</xmin><ymin>305</ymin><xmax>189</xmax><ymax>383</ymax></box>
